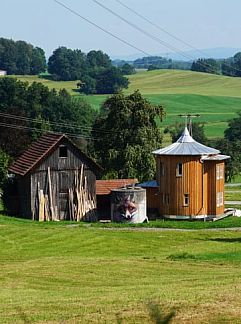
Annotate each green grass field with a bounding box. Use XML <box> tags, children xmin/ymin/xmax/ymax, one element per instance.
<box><xmin>9</xmin><ymin>70</ymin><xmax>241</xmax><ymax>138</ymax></box>
<box><xmin>1</xmin><ymin>214</ymin><xmax>241</xmax><ymax>323</ymax></box>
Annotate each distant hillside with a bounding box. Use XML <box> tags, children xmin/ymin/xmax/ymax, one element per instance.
<box><xmin>127</xmin><ymin>69</ymin><xmax>241</xmax><ymax>97</ymax></box>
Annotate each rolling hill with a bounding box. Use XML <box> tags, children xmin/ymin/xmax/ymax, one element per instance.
<box><xmin>6</xmin><ymin>70</ymin><xmax>241</xmax><ymax>138</ymax></box>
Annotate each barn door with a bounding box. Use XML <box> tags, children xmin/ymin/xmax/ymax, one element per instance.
<box><xmin>59</xmin><ymin>171</ymin><xmax>69</xmax><ymax>220</ymax></box>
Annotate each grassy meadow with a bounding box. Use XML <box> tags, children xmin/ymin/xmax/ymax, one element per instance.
<box><xmin>11</xmin><ymin>69</ymin><xmax>241</xmax><ymax>139</ymax></box>
<box><xmin>1</xmin><ymin>214</ymin><xmax>241</xmax><ymax>323</ymax></box>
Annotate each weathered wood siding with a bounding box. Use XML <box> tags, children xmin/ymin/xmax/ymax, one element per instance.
<box><xmin>28</xmin><ymin>139</ymin><xmax>96</xmax><ymax>220</ymax></box>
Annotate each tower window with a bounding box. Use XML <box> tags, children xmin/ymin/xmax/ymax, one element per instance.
<box><xmin>184</xmin><ymin>194</ymin><xmax>189</xmax><ymax>206</ymax></box>
<box><xmin>59</xmin><ymin>145</ymin><xmax>68</xmax><ymax>158</ymax></box>
<box><xmin>176</xmin><ymin>163</ymin><xmax>183</xmax><ymax>177</ymax></box>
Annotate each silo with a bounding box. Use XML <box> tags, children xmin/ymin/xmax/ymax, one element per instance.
<box><xmin>111</xmin><ymin>187</ymin><xmax>147</xmax><ymax>223</ymax></box>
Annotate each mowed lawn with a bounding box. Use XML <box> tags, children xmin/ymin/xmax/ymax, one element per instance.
<box><xmin>8</xmin><ymin>70</ymin><xmax>241</xmax><ymax>138</ymax></box>
<box><xmin>1</xmin><ymin>215</ymin><xmax>241</xmax><ymax>323</ymax></box>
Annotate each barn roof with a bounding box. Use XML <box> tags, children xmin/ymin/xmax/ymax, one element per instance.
<box><xmin>96</xmin><ymin>179</ymin><xmax>138</xmax><ymax>195</ymax></box>
<box><xmin>153</xmin><ymin>127</ymin><xmax>221</xmax><ymax>156</ymax></box>
<box><xmin>9</xmin><ymin>132</ymin><xmax>102</xmax><ymax>176</ymax></box>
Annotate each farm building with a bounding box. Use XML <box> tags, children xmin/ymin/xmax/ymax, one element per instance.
<box><xmin>96</xmin><ymin>179</ymin><xmax>138</xmax><ymax>220</ymax></box>
<box><xmin>8</xmin><ymin>133</ymin><xmax>102</xmax><ymax>221</ymax></box>
<box><xmin>137</xmin><ymin>180</ymin><xmax>159</xmax><ymax>219</ymax></box>
<box><xmin>152</xmin><ymin>126</ymin><xmax>230</xmax><ymax>219</ymax></box>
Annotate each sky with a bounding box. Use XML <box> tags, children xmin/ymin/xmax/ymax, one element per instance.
<box><xmin>1</xmin><ymin>0</ymin><xmax>241</xmax><ymax>59</ymax></box>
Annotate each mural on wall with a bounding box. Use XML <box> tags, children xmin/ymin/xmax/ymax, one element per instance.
<box><xmin>112</xmin><ymin>192</ymin><xmax>148</xmax><ymax>223</ymax></box>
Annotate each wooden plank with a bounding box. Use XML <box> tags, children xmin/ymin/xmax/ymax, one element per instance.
<box><xmin>47</xmin><ymin>167</ymin><xmax>55</xmax><ymax>221</ymax></box>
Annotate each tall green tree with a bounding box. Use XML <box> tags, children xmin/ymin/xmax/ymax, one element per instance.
<box><xmin>92</xmin><ymin>90</ymin><xmax>165</xmax><ymax>181</ymax></box>
<box><xmin>0</xmin><ymin>38</ymin><xmax>46</xmax><ymax>75</ymax></box>
<box><xmin>95</xmin><ymin>66</ymin><xmax>129</xmax><ymax>94</ymax></box>
<box><xmin>191</xmin><ymin>58</ymin><xmax>221</xmax><ymax>74</ymax></box>
<box><xmin>48</xmin><ymin>47</ymin><xmax>87</xmax><ymax>81</ymax></box>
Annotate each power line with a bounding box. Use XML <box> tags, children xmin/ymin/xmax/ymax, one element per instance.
<box><xmin>114</xmin><ymin>0</ymin><xmax>208</xmax><ymax>58</ymax></box>
<box><xmin>0</xmin><ymin>112</ymin><xmax>122</xmax><ymax>135</ymax></box>
<box><xmin>54</xmin><ymin>0</ymin><xmax>240</xmax><ymax>75</ymax></box>
<box><xmin>91</xmin><ymin>0</ymin><xmax>196</xmax><ymax>62</ymax></box>
<box><xmin>53</xmin><ymin>0</ymin><xmax>151</xmax><ymax>57</ymax></box>
<box><xmin>114</xmin><ymin>0</ymin><xmax>241</xmax><ymax>76</ymax></box>
<box><xmin>0</xmin><ymin>121</ymin><xmax>99</xmax><ymax>141</ymax></box>
<box><xmin>90</xmin><ymin>0</ymin><xmax>228</xmax><ymax>74</ymax></box>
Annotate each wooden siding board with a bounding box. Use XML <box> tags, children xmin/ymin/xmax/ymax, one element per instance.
<box><xmin>156</xmin><ymin>155</ymin><xmax>225</xmax><ymax>217</ymax></box>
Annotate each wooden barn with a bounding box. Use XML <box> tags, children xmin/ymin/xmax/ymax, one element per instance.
<box><xmin>8</xmin><ymin>133</ymin><xmax>102</xmax><ymax>221</ymax></box>
<box><xmin>152</xmin><ymin>127</ymin><xmax>230</xmax><ymax>219</ymax></box>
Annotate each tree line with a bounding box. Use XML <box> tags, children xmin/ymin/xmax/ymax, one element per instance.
<box><xmin>0</xmin><ymin>38</ymin><xmax>130</xmax><ymax>95</ymax></box>
<box><xmin>191</xmin><ymin>52</ymin><xmax>241</xmax><ymax>76</ymax></box>
<box><xmin>0</xmin><ymin>38</ymin><xmax>46</xmax><ymax>75</ymax></box>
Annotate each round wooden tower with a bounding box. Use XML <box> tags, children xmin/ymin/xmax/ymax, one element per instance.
<box><xmin>152</xmin><ymin>127</ymin><xmax>230</xmax><ymax>219</ymax></box>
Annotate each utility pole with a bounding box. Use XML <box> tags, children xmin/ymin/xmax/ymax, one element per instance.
<box><xmin>178</xmin><ymin>114</ymin><xmax>200</xmax><ymax>136</ymax></box>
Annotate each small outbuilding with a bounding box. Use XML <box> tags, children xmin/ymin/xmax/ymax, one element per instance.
<box><xmin>8</xmin><ymin>133</ymin><xmax>102</xmax><ymax>221</ymax></box>
<box><xmin>96</xmin><ymin>179</ymin><xmax>138</xmax><ymax>219</ymax></box>
<box><xmin>152</xmin><ymin>127</ymin><xmax>230</xmax><ymax>219</ymax></box>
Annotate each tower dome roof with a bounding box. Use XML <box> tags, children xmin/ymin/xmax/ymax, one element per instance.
<box><xmin>152</xmin><ymin>127</ymin><xmax>220</xmax><ymax>156</ymax></box>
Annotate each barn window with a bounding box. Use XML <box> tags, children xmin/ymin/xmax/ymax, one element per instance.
<box><xmin>217</xmin><ymin>192</ymin><xmax>223</xmax><ymax>207</ymax></box>
<box><xmin>176</xmin><ymin>163</ymin><xmax>183</xmax><ymax>177</ymax></box>
<box><xmin>59</xmin><ymin>145</ymin><xmax>68</xmax><ymax>158</ymax></box>
<box><xmin>184</xmin><ymin>194</ymin><xmax>189</xmax><ymax>206</ymax></box>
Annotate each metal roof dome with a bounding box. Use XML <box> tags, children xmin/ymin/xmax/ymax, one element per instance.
<box><xmin>152</xmin><ymin>127</ymin><xmax>221</xmax><ymax>156</ymax></box>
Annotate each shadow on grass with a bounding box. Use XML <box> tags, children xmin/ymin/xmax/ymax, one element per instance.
<box><xmin>147</xmin><ymin>301</ymin><xmax>176</xmax><ymax>324</ymax></box>
<box><xmin>116</xmin><ymin>301</ymin><xmax>176</xmax><ymax>323</ymax></box>
<box><xmin>209</xmin><ymin>237</ymin><xmax>241</xmax><ymax>243</ymax></box>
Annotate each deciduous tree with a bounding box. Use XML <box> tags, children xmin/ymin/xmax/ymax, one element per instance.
<box><xmin>91</xmin><ymin>90</ymin><xmax>165</xmax><ymax>181</ymax></box>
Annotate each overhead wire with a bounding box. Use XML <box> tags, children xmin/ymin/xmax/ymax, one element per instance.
<box><xmin>91</xmin><ymin>0</ymin><xmax>197</xmax><ymax>62</ymax></box>
<box><xmin>54</xmin><ymin>0</ymin><xmax>241</xmax><ymax>75</ymax></box>
<box><xmin>114</xmin><ymin>0</ymin><xmax>241</xmax><ymax>75</ymax></box>
<box><xmin>0</xmin><ymin>112</ymin><xmax>117</xmax><ymax>135</ymax></box>
<box><xmin>91</xmin><ymin>0</ymin><xmax>240</xmax><ymax>75</ymax></box>
<box><xmin>53</xmin><ymin>0</ymin><xmax>151</xmax><ymax>57</ymax></box>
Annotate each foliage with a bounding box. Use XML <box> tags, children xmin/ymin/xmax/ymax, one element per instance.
<box><xmin>48</xmin><ymin>47</ymin><xmax>128</xmax><ymax>94</ymax></box>
<box><xmin>91</xmin><ymin>90</ymin><xmax>165</xmax><ymax>181</ymax></box>
<box><xmin>121</xmin><ymin>63</ymin><xmax>136</xmax><ymax>75</ymax></box>
<box><xmin>191</xmin><ymin>58</ymin><xmax>221</xmax><ymax>74</ymax></box>
<box><xmin>48</xmin><ymin>46</ymin><xmax>87</xmax><ymax>81</ymax></box>
<box><xmin>0</xmin><ymin>149</ymin><xmax>11</xmax><ymax>188</ymax></box>
<box><xmin>0</xmin><ymin>37</ymin><xmax>46</xmax><ymax>75</ymax></box>
<box><xmin>0</xmin><ymin>77</ymin><xmax>96</xmax><ymax>158</ymax></box>
<box><xmin>95</xmin><ymin>66</ymin><xmax>129</xmax><ymax>94</ymax></box>
<box><xmin>209</xmin><ymin>112</ymin><xmax>241</xmax><ymax>182</ymax></box>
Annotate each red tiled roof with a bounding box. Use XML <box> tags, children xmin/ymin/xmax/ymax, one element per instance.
<box><xmin>96</xmin><ymin>179</ymin><xmax>138</xmax><ymax>195</ymax></box>
<box><xmin>9</xmin><ymin>132</ymin><xmax>102</xmax><ymax>176</ymax></box>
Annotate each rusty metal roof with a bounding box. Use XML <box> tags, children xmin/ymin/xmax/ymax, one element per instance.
<box><xmin>96</xmin><ymin>179</ymin><xmax>138</xmax><ymax>195</ymax></box>
<box><xmin>9</xmin><ymin>132</ymin><xmax>102</xmax><ymax>176</ymax></box>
